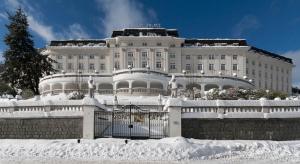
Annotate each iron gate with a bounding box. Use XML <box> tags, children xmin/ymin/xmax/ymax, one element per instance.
<box><xmin>94</xmin><ymin>105</ymin><xmax>168</xmax><ymax>139</ymax></box>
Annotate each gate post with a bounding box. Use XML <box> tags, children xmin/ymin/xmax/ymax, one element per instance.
<box><xmin>168</xmin><ymin>106</ymin><xmax>182</xmax><ymax>137</ymax></box>
<box><xmin>82</xmin><ymin>97</ymin><xmax>98</xmax><ymax>139</ymax></box>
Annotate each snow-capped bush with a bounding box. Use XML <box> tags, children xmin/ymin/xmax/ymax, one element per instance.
<box><xmin>204</xmin><ymin>88</ymin><xmax>287</xmax><ymax>100</ymax></box>
<box><xmin>67</xmin><ymin>91</ymin><xmax>84</xmax><ymax>100</ymax></box>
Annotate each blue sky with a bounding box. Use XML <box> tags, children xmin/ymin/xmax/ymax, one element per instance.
<box><xmin>0</xmin><ymin>0</ymin><xmax>300</xmax><ymax>86</ymax></box>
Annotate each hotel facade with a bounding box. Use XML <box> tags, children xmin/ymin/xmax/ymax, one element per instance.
<box><xmin>39</xmin><ymin>28</ymin><xmax>294</xmax><ymax>96</ymax></box>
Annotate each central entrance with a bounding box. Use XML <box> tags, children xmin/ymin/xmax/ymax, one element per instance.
<box><xmin>112</xmin><ymin>105</ymin><xmax>149</xmax><ymax>139</ymax></box>
<box><xmin>94</xmin><ymin>104</ymin><xmax>168</xmax><ymax>139</ymax></box>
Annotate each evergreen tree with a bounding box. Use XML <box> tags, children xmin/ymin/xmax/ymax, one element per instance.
<box><xmin>2</xmin><ymin>8</ymin><xmax>55</xmax><ymax>95</ymax></box>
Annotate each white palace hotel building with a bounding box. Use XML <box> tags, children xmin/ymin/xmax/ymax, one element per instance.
<box><xmin>39</xmin><ymin>28</ymin><xmax>294</xmax><ymax>96</ymax></box>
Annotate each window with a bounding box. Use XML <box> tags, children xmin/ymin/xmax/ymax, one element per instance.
<box><xmin>128</xmin><ymin>61</ymin><xmax>134</xmax><ymax>68</ymax></box>
<box><xmin>170</xmin><ymin>63</ymin><xmax>176</xmax><ymax>69</ymax></box>
<box><xmin>128</xmin><ymin>42</ymin><xmax>133</xmax><ymax>46</ymax></box>
<box><xmin>142</xmin><ymin>61</ymin><xmax>147</xmax><ymax>68</ymax></box>
<box><xmin>252</xmin><ymin>69</ymin><xmax>256</xmax><ymax>76</ymax></box>
<box><xmin>186</xmin><ymin>55</ymin><xmax>191</xmax><ymax>60</ymax></box>
<box><xmin>265</xmin><ymin>72</ymin><xmax>268</xmax><ymax>78</ymax></box>
<box><xmin>89</xmin><ymin>63</ymin><xmax>95</xmax><ymax>70</ymax></box>
<box><xmin>252</xmin><ymin>61</ymin><xmax>255</xmax><ymax>66</ymax></box>
<box><xmin>265</xmin><ymin>64</ymin><xmax>268</xmax><ymax>69</ymax></box>
<box><xmin>156</xmin><ymin>52</ymin><xmax>161</xmax><ymax>57</ymax></box>
<box><xmin>142</xmin><ymin>42</ymin><xmax>147</xmax><ymax>46</ymax></box>
<box><xmin>142</xmin><ymin>52</ymin><xmax>147</xmax><ymax>58</ymax></box>
<box><xmin>57</xmin><ymin>63</ymin><xmax>62</xmax><ymax>69</ymax></box>
<box><xmin>221</xmin><ymin>55</ymin><xmax>226</xmax><ymax>60</ymax></box>
<box><xmin>169</xmin><ymin>53</ymin><xmax>176</xmax><ymax>58</ymax></box>
<box><xmin>265</xmin><ymin>81</ymin><xmax>268</xmax><ymax>88</ymax></box>
<box><xmin>221</xmin><ymin>64</ymin><xmax>226</xmax><ymax>70</ymax></box>
<box><xmin>198</xmin><ymin>64</ymin><xmax>203</xmax><ymax>70</ymax></box>
<box><xmin>67</xmin><ymin>63</ymin><xmax>73</xmax><ymax>70</ymax></box>
<box><xmin>78</xmin><ymin>63</ymin><xmax>84</xmax><ymax>70</ymax></box>
<box><xmin>128</xmin><ymin>52</ymin><xmax>133</xmax><ymax>57</ymax></box>
<box><xmin>232</xmin><ymin>64</ymin><xmax>237</xmax><ymax>71</ymax></box>
<box><xmin>186</xmin><ymin>64</ymin><xmax>191</xmax><ymax>70</ymax></box>
<box><xmin>100</xmin><ymin>64</ymin><xmax>105</xmax><ymax>70</ymax></box>
<box><xmin>79</xmin><ymin>55</ymin><xmax>84</xmax><ymax>59</ymax></box>
<box><xmin>197</xmin><ymin>55</ymin><xmax>202</xmax><ymax>60</ymax></box>
<box><xmin>89</xmin><ymin>55</ymin><xmax>94</xmax><ymax>59</ymax></box>
<box><xmin>233</xmin><ymin>55</ymin><xmax>237</xmax><ymax>60</ymax></box>
<box><xmin>209</xmin><ymin>55</ymin><xmax>214</xmax><ymax>60</ymax></box>
<box><xmin>258</xmin><ymin>62</ymin><xmax>261</xmax><ymax>67</ymax></box>
<box><xmin>209</xmin><ymin>64</ymin><xmax>214</xmax><ymax>70</ymax></box>
<box><xmin>114</xmin><ymin>62</ymin><xmax>120</xmax><ymax>69</ymax></box>
<box><xmin>170</xmin><ymin>44</ymin><xmax>176</xmax><ymax>47</ymax></box>
<box><xmin>157</xmin><ymin>42</ymin><xmax>162</xmax><ymax>46</ymax></box>
<box><xmin>246</xmin><ymin>68</ymin><xmax>249</xmax><ymax>74</ymax></box>
<box><xmin>156</xmin><ymin>61</ymin><xmax>161</xmax><ymax>68</ymax></box>
<box><xmin>258</xmin><ymin>70</ymin><xmax>261</xmax><ymax>77</ymax></box>
<box><xmin>281</xmin><ymin>68</ymin><xmax>284</xmax><ymax>73</ymax></box>
<box><xmin>276</xmin><ymin>67</ymin><xmax>279</xmax><ymax>72</ymax></box>
<box><xmin>271</xmin><ymin>73</ymin><xmax>273</xmax><ymax>79</ymax></box>
<box><xmin>246</xmin><ymin>58</ymin><xmax>249</xmax><ymax>64</ymax></box>
<box><xmin>114</xmin><ymin>53</ymin><xmax>120</xmax><ymax>58</ymax></box>
<box><xmin>57</xmin><ymin>55</ymin><xmax>62</xmax><ymax>60</ymax></box>
<box><xmin>68</xmin><ymin>55</ymin><xmax>72</xmax><ymax>59</ymax></box>
<box><xmin>100</xmin><ymin>55</ymin><xmax>105</xmax><ymax>59</ymax></box>
<box><xmin>271</xmin><ymin>65</ymin><xmax>273</xmax><ymax>70</ymax></box>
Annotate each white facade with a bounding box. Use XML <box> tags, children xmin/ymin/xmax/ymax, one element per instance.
<box><xmin>39</xmin><ymin>28</ymin><xmax>294</xmax><ymax>96</ymax></box>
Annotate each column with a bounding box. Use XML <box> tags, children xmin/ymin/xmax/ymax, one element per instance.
<box><xmin>168</xmin><ymin>106</ymin><xmax>182</xmax><ymax>137</ymax></box>
<box><xmin>136</xmin><ymin>49</ymin><xmax>140</xmax><ymax>68</ymax></box>
<box><xmin>164</xmin><ymin>49</ymin><xmax>169</xmax><ymax>72</ymax></box>
<box><xmin>128</xmin><ymin>80</ymin><xmax>132</xmax><ymax>94</ymax></box>
<box><xmin>49</xmin><ymin>83</ymin><xmax>53</xmax><ymax>95</ymax></box>
<box><xmin>147</xmin><ymin>81</ymin><xmax>150</xmax><ymax>94</ymax></box>
<box><xmin>62</xmin><ymin>82</ymin><xmax>66</xmax><ymax>93</ymax></box>
<box><xmin>200</xmin><ymin>84</ymin><xmax>205</xmax><ymax>97</ymax></box>
<box><xmin>82</xmin><ymin>98</ymin><xmax>97</xmax><ymax>139</ymax></box>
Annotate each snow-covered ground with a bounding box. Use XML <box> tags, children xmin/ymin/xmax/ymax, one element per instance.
<box><xmin>1</xmin><ymin>137</ymin><xmax>300</xmax><ymax>164</ymax></box>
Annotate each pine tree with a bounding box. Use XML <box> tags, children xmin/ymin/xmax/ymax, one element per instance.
<box><xmin>2</xmin><ymin>8</ymin><xmax>55</xmax><ymax>95</ymax></box>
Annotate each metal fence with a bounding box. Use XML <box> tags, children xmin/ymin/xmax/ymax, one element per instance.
<box><xmin>94</xmin><ymin>104</ymin><xmax>168</xmax><ymax>139</ymax></box>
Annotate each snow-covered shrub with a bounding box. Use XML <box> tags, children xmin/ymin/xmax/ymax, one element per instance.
<box><xmin>203</xmin><ymin>88</ymin><xmax>287</xmax><ymax>100</ymax></box>
<box><xmin>67</xmin><ymin>91</ymin><xmax>84</xmax><ymax>100</ymax></box>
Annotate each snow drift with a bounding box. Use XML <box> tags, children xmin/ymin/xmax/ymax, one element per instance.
<box><xmin>1</xmin><ymin>137</ymin><xmax>300</xmax><ymax>163</ymax></box>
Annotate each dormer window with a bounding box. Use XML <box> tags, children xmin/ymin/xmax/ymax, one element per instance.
<box><xmin>142</xmin><ymin>42</ymin><xmax>147</xmax><ymax>46</ymax></box>
<box><xmin>157</xmin><ymin>42</ymin><xmax>162</xmax><ymax>46</ymax></box>
<box><xmin>128</xmin><ymin>42</ymin><xmax>133</xmax><ymax>46</ymax></box>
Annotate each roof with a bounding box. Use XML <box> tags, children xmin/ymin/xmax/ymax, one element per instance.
<box><xmin>111</xmin><ymin>28</ymin><xmax>179</xmax><ymax>37</ymax></box>
<box><xmin>249</xmin><ymin>46</ymin><xmax>293</xmax><ymax>64</ymax></box>
<box><xmin>49</xmin><ymin>40</ymin><xmax>106</xmax><ymax>46</ymax></box>
<box><xmin>184</xmin><ymin>39</ymin><xmax>248</xmax><ymax>46</ymax></box>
